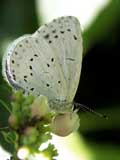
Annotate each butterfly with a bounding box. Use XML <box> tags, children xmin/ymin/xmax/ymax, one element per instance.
<box><xmin>2</xmin><ymin>16</ymin><xmax>83</xmax><ymax>113</ymax></box>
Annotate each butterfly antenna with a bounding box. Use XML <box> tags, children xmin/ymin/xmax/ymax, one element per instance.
<box><xmin>74</xmin><ymin>102</ymin><xmax>108</xmax><ymax>120</ymax></box>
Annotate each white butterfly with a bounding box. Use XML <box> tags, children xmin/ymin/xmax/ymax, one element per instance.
<box><xmin>2</xmin><ymin>16</ymin><xmax>83</xmax><ymax>113</ymax></box>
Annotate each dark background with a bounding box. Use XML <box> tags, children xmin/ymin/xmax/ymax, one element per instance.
<box><xmin>0</xmin><ymin>0</ymin><xmax>120</xmax><ymax>159</ymax></box>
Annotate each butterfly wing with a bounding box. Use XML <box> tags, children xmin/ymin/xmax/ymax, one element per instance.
<box><xmin>3</xmin><ymin>35</ymin><xmax>68</xmax><ymax>101</ymax></box>
<box><xmin>3</xmin><ymin>16</ymin><xmax>82</xmax><ymax>103</ymax></box>
<box><xmin>35</xmin><ymin>16</ymin><xmax>83</xmax><ymax>102</ymax></box>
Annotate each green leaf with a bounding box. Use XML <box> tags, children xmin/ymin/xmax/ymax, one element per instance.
<box><xmin>83</xmin><ymin>0</ymin><xmax>120</xmax><ymax>54</ymax></box>
<box><xmin>0</xmin><ymin>131</ymin><xmax>14</xmax><ymax>154</ymax></box>
<box><xmin>43</xmin><ymin>143</ymin><xmax>58</xmax><ymax>160</ymax></box>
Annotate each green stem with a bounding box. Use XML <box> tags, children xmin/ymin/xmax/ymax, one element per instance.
<box><xmin>0</xmin><ymin>99</ymin><xmax>12</xmax><ymax>114</ymax></box>
<box><xmin>0</xmin><ymin>126</ymin><xmax>9</xmax><ymax>130</ymax></box>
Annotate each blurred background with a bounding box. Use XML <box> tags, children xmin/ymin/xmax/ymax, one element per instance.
<box><xmin>0</xmin><ymin>0</ymin><xmax>120</xmax><ymax>159</ymax></box>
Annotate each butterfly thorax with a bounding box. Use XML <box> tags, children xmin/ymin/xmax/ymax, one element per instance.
<box><xmin>49</xmin><ymin>99</ymin><xmax>73</xmax><ymax>113</ymax></box>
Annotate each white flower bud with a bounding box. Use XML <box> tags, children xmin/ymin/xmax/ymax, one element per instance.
<box><xmin>51</xmin><ymin>111</ymin><xmax>80</xmax><ymax>137</ymax></box>
<box><xmin>30</xmin><ymin>95</ymin><xmax>50</xmax><ymax>119</ymax></box>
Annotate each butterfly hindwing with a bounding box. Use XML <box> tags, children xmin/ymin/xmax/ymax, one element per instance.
<box><xmin>3</xmin><ymin>35</ymin><xmax>67</xmax><ymax>100</ymax></box>
<box><xmin>3</xmin><ymin>16</ymin><xmax>82</xmax><ymax>103</ymax></box>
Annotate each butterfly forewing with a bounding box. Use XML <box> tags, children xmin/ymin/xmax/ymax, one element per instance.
<box><xmin>3</xmin><ymin>16</ymin><xmax>82</xmax><ymax>104</ymax></box>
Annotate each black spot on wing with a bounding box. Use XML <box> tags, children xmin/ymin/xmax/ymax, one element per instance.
<box><xmin>29</xmin><ymin>65</ymin><xmax>32</xmax><ymax>70</ymax></box>
<box><xmin>30</xmin><ymin>58</ymin><xmax>33</xmax><ymax>61</ymax></box>
<box><xmin>24</xmin><ymin>78</ymin><xmax>27</xmax><ymax>82</ymax></box>
<box><xmin>73</xmin><ymin>35</ymin><xmax>77</xmax><ymax>40</ymax></box>
<box><xmin>54</xmin><ymin>35</ymin><xmax>58</xmax><ymax>38</ymax></box>
<box><xmin>24</xmin><ymin>75</ymin><xmax>27</xmax><ymax>78</ymax></box>
<box><xmin>25</xmin><ymin>40</ymin><xmax>29</xmax><ymax>43</ymax></box>
<box><xmin>49</xmin><ymin>40</ymin><xmax>52</xmax><ymax>44</ymax></box>
<box><xmin>68</xmin><ymin>16</ymin><xmax>72</xmax><ymax>19</ymax></box>
<box><xmin>67</xmin><ymin>29</ymin><xmax>71</xmax><ymax>32</ymax></box>
<box><xmin>58</xmin><ymin>80</ymin><xmax>61</xmax><ymax>84</ymax></box>
<box><xmin>12</xmin><ymin>70</ymin><xmax>15</xmax><ymax>73</ymax></box>
<box><xmin>30</xmin><ymin>73</ymin><xmax>33</xmax><ymax>76</ymax></box>
<box><xmin>34</xmin><ymin>54</ymin><xmax>38</xmax><ymax>57</ymax></box>
<box><xmin>13</xmin><ymin>74</ymin><xmax>16</xmax><ymax>80</ymax></box>
<box><xmin>52</xmin><ymin>30</ymin><xmax>56</xmax><ymax>33</ymax></box>
<box><xmin>47</xmin><ymin>63</ymin><xmax>50</xmax><ymax>67</ymax></box>
<box><xmin>44</xmin><ymin>34</ymin><xmax>50</xmax><ymax>39</ymax></box>
<box><xmin>60</xmin><ymin>31</ymin><xmax>64</xmax><ymax>34</ymax></box>
<box><xmin>46</xmin><ymin>83</ymin><xmax>50</xmax><ymax>87</ymax></box>
<box><xmin>35</xmin><ymin>39</ymin><xmax>39</xmax><ymax>43</ymax></box>
<box><xmin>53</xmin><ymin>19</ymin><xmax>56</xmax><ymax>22</ymax></box>
<box><xmin>51</xmin><ymin>58</ymin><xmax>54</xmax><ymax>62</ymax></box>
<box><xmin>30</xmin><ymin>88</ymin><xmax>34</xmax><ymax>91</ymax></box>
<box><xmin>19</xmin><ymin>44</ymin><xmax>22</xmax><ymax>47</ymax></box>
<box><xmin>12</xmin><ymin>60</ymin><xmax>15</xmax><ymax>64</ymax></box>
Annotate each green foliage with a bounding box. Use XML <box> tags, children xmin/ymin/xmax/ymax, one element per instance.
<box><xmin>0</xmin><ymin>91</ymin><xmax>58</xmax><ymax>160</ymax></box>
<box><xmin>83</xmin><ymin>0</ymin><xmax>120</xmax><ymax>54</ymax></box>
<box><xmin>0</xmin><ymin>80</ymin><xmax>14</xmax><ymax>153</ymax></box>
<box><xmin>43</xmin><ymin>143</ymin><xmax>58</xmax><ymax>160</ymax></box>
